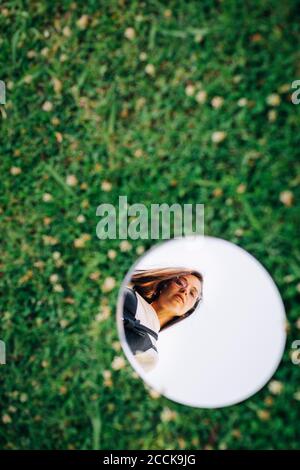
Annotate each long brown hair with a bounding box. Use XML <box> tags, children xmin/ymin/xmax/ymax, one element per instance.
<box><xmin>128</xmin><ymin>267</ymin><xmax>203</xmax><ymax>331</ymax></box>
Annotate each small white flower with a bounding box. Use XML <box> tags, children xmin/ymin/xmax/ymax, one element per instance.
<box><xmin>279</xmin><ymin>190</ymin><xmax>294</xmax><ymax>207</ymax></box>
<box><xmin>136</xmin><ymin>245</ymin><xmax>145</xmax><ymax>255</ymax></box>
<box><xmin>2</xmin><ymin>414</ymin><xmax>12</xmax><ymax>424</ymax></box>
<box><xmin>134</xmin><ymin>148</ymin><xmax>143</xmax><ymax>158</ymax></box>
<box><xmin>10</xmin><ymin>166</ymin><xmax>22</xmax><ymax>175</ymax></box>
<box><xmin>52</xmin><ymin>77</ymin><xmax>62</xmax><ymax>94</ymax></box>
<box><xmin>62</xmin><ymin>26</ymin><xmax>72</xmax><ymax>37</ymax></box>
<box><xmin>107</xmin><ymin>249</ymin><xmax>117</xmax><ymax>260</ymax></box>
<box><xmin>236</xmin><ymin>183</ymin><xmax>247</xmax><ymax>194</ymax></box>
<box><xmin>102</xmin><ymin>370</ymin><xmax>112</xmax><ymax>380</ymax></box>
<box><xmin>266</xmin><ymin>93</ymin><xmax>281</xmax><ymax>106</ymax></box>
<box><xmin>102</xmin><ymin>277</ymin><xmax>116</xmax><ymax>293</ymax></box>
<box><xmin>185</xmin><ymin>84</ymin><xmax>195</xmax><ymax>97</ymax></box>
<box><xmin>268</xmin><ymin>380</ymin><xmax>283</xmax><ymax>395</ymax></box>
<box><xmin>161</xmin><ymin>407</ymin><xmax>177</xmax><ymax>422</ymax></box>
<box><xmin>145</xmin><ymin>64</ymin><xmax>155</xmax><ymax>76</ymax></box>
<box><xmin>24</xmin><ymin>75</ymin><xmax>33</xmax><ymax>84</ymax></box>
<box><xmin>139</xmin><ymin>52</ymin><xmax>147</xmax><ymax>61</ymax></box>
<box><xmin>20</xmin><ymin>393</ymin><xmax>28</xmax><ymax>403</ymax></box>
<box><xmin>124</xmin><ymin>27</ymin><xmax>136</xmax><ymax>40</ymax></box>
<box><xmin>119</xmin><ymin>240</ymin><xmax>132</xmax><ymax>252</ymax></box>
<box><xmin>195</xmin><ymin>90</ymin><xmax>207</xmax><ymax>104</ymax></box>
<box><xmin>268</xmin><ymin>110</ymin><xmax>277</xmax><ymax>122</ymax></box>
<box><xmin>77</xmin><ymin>15</ymin><xmax>89</xmax><ymax>30</ymax></box>
<box><xmin>42</xmin><ymin>193</ymin><xmax>53</xmax><ymax>202</ymax></box>
<box><xmin>149</xmin><ymin>388</ymin><xmax>161</xmax><ymax>399</ymax></box>
<box><xmin>101</xmin><ymin>180</ymin><xmax>112</xmax><ymax>192</ymax></box>
<box><xmin>49</xmin><ymin>274</ymin><xmax>59</xmax><ymax>284</ymax></box>
<box><xmin>41</xmin><ymin>47</ymin><xmax>49</xmax><ymax>57</ymax></box>
<box><xmin>111</xmin><ymin>356</ymin><xmax>126</xmax><ymax>370</ymax></box>
<box><xmin>74</xmin><ymin>233</ymin><xmax>91</xmax><ymax>248</ymax></box>
<box><xmin>53</xmin><ymin>283</ymin><xmax>64</xmax><ymax>293</ymax></box>
<box><xmin>76</xmin><ymin>214</ymin><xmax>86</xmax><ymax>223</ymax></box>
<box><xmin>237</xmin><ymin>98</ymin><xmax>248</xmax><ymax>107</ymax></box>
<box><xmin>211</xmin><ymin>96</ymin><xmax>224</xmax><ymax>108</ymax></box>
<box><xmin>234</xmin><ymin>228</ymin><xmax>244</xmax><ymax>237</ymax></box>
<box><xmin>42</xmin><ymin>101</ymin><xmax>53</xmax><ymax>112</ymax></box>
<box><xmin>211</xmin><ymin>131</ymin><xmax>227</xmax><ymax>143</ymax></box>
<box><xmin>66</xmin><ymin>174</ymin><xmax>78</xmax><ymax>187</ymax></box>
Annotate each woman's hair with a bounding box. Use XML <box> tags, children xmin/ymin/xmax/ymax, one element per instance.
<box><xmin>128</xmin><ymin>267</ymin><xmax>203</xmax><ymax>331</ymax></box>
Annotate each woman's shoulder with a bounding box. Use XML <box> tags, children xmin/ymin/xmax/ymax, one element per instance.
<box><xmin>123</xmin><ymin>287</ymin><xmax>138</xmax><ymax>315</ymax></box>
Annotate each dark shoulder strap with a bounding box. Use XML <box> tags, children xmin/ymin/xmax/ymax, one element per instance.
<box><xmin>123</xmin><ymin>288</ymin><xmax>158</xmax><ymax>341</ymax></box>
<box><xmin>123</xmin><ymin>287</ymin><xmax>138</xmax><ymax>317</ymax></box>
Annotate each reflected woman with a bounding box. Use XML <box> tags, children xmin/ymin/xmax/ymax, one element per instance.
<box><xmin>122</xmin><ymin>267</ymin><xmax>203</xmax><ymax>372</ymax></box>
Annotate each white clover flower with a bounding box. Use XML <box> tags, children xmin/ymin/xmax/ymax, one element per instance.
<box><xmin>211</xmin><ymin>131</ymin><xmax>227</xmax><ymax>143</ymax></box>
<box><xmin>236</xmin><ymin>183</ymin><xmax>247</xmax><ymax>194</ymax></box>
<box><xmin>268</xmin><ymin>109</ymin><xmax>277</xmax><ymax>122</ymax></box>
<box><xmin>124</xmin><ymin>27</ymin><xmax>136</xmax><ymax>40</ymax></box>
<box><xmin>119</xmin><ymin>240</ymin><xmax>132</xmax><ymax>252</ymax></box>
<box><xmin>53</xmin><ymin>283</ymin><xmax>64</xmax><ymax>293</ymax></box>
<box><xmin>52</xmin><ymin>77</ymin><xmax>62</xmax><ymax>94</ymax></box>
<box><xmin>107</xmin><ymin>249</ymin><xmax>117</xmax><ymax>260</ymax></box>
<box><xmin>161</xmin><ymin>407</ymin><xmax>177</xmax><ymax>422</ymax></box>
<box><xmin>66</xmin><ymin>174</ymin><xmax>78</xmax><ymax>187</ymax></box>
<box><xmin>102</xmin><ymin>370</ymin><xmax>112</xmax><ymax>380</ymax></box>
<box><xmin>49</xmin><ymin>274</ymin><xmax>59</xmax><ymax>284</ymax></box>
<box><xmin>266</xmin><ymin>93</ymin><xmax>281</xmax><ymax>106</ymax></box>
<box><xmin>20</xmin><ymin>393</ymin><xmax>28</xmax><ymax>403</ymax></box>
<box><xmin>256</xmin><ymin>409</ymin><xmax>270</xmax><ymax>421</ymax></box>
<box><xmin>211</xmin><ymin>96</ymin><xmax>224</xmax><ymax>108</ymax></box>
<box><xmin>195</xmin><ymin>90</ymin><xmax>207</xmax><ymax>104</ymax></box>
<box><xmin>42</xmin><ymin>193</ymin><xmax>53</xmax><ymax>202</ymax></box>
<box><xmin>279</xmin><ymin>190</ymin><xmax>294</xmax><ymax>207</ymax></box>
<box><xmin>268</xmin><ymin>380</ymin><xmax>283</xmax><ymax>395</ymax></box>
<box><xmin>185</xmin><ymin>84</ymin><xmax>196</xmax><ymax>97</ymax></box>
<box><xmin>10</xmin><ymin>166</ymin><xmax>22</xmax><ymax>175</ymax></box>
<box><xmin>59</xmin><ymin>319</ymin><xmax>69</xmax><ymax>328</ymax></box>
<box><xmin>102</xmin><ymin>276</ymin><xmax>116</xmax><ymax>293</ymax></box>
<box><xmin>62</xmin><ymin>26</ymin><xmax>72</xmax><ymax>37</ymax></box>
<box><xmin>101</xmin><ymin>180</ymin><xmax>112</xmax><ymax>192</ymax></box>
<box><xmin>134</xmin><ymin>148</ymin><xmax>143</xmax><ymax>158</ymax></box>
<box><xmin>2</xmin><ymin>414</ymin><xmax>12</xmax><ymax>424</ymax></box>
<box><xmin>77</xmin><ymin>15</ymin><xmax>89</xmax><ymax>30</ymax></box>
<box><xmin>237</xmin><ymin>98</ymin><xmax>248</xmax><ymax>107</ymax></box>
<box><xmin>76</xmin><ymin>214</ymin><xmax>86</xmax><ymax>223</ymax></box>
<box><xmin>139</xmin><ymin>52</ymin><xmax>147</xmax><ymax>61</ymax></box>
<box><xmin>42</xmin><ymin>101</ymin><xmax>53</xmax><ymax>112</ymax></box>
<box><xmin>111</xmin><ymin>356</ymin><xmax>126</xmax><ymax>370</ymax></box>
<box><xmin>145</xmin><ymin>64</ymin><xmax>155</xmax><ymax>76</ymax></box>
<box><xmin>149</xmin><ymin>388</ymin><xmax>161</xmax><ymax>399</ymax></box>
<box><xmin>136</xmin><ymin>245</ymin><xmax>145</xmax><ymax>255</ymax></box>
<box><xmin>74</xmin><ymin>233</ymin><xmax>91</xmax><ymax>248</ymax></box>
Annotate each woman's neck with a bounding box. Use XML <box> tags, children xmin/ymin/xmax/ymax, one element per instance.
<box><xmin>150</xmin><ymin>300</ymin><xmax>173</xmax><ymax>329</ymax></box>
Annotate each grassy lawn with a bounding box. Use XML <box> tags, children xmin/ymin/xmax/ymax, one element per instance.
<box><xmin>0</xmin><ymin>0</ymin><xmax>300</xmax><ymax>450</ymax></box>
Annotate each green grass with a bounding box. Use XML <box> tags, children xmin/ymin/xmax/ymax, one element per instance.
<box><xmin>0</xmin><ymin>0</ymin><xmax>300</xmax><ymax>450</ymax></box>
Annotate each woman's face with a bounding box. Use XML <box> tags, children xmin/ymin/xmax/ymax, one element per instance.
<box><xmin>158</xmin><ymin>274</ymin><xmax>202</xmax><ymax>316</ymax></box>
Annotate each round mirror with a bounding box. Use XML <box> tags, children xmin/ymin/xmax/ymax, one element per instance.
<box><xmin>117</xmin><ymin>236</ymin><xmax>287</xmax><ymax>408</ymax></box>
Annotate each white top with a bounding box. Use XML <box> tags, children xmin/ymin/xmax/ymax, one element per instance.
<box><xmin>134</xmin><ymin>291</ymin><xmax>160</xmax><ymax>372</ymax></box>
